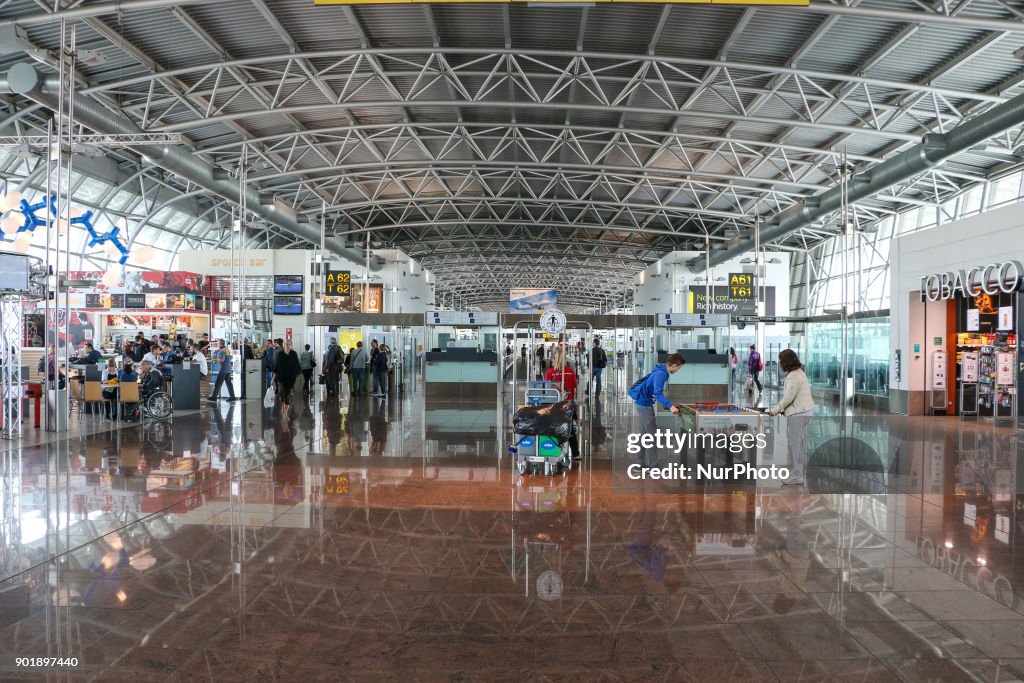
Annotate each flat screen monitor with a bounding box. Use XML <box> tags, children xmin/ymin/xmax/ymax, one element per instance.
<box><xmin>274</xmin><ymin>295</ymin><xmax>303</xmax><ymax>315</ymax></box>
<box><xmin>0</xmin><ymin>254</ymin><xmax>30</xmax><ymax>292</ymax></box>
<box><xmin>274</xmin><ymin>275</ymin><xmax>303</xmax><ymax>294</ymax></box>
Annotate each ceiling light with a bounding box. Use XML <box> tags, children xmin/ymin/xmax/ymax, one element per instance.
<box><xmin>78</xmin><ymin>49</ymin><xmax>107</xmax><ymax>67</ymax></box>
<box><xmin>2</xmin><ymin>212</ymin><xmax>23</xmax><ymax>235</ymax></box>
<box><xmin>102</xmin><ymin>267</ymin><xmax>121</xmax><ymax>288</ymax></box>
<box><xmin>132</xmin><ymin>245</ymin><xmax>155</xmax><ymax>265</ymax></box>
<box><xmin>12</xmin><ymin>232</ymin><xmax>31</xmax><ymax>253</ymax></box>
<box><xmin>1</xmin><ymin>191</ymin><xmax>23</xmax><ymax>212</ymax></box>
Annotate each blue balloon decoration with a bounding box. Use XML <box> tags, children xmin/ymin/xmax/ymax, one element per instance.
<box><xmin>15</xmin><ymin>194</ymin><xmax>130</xmax><ymax>264</ymax></box>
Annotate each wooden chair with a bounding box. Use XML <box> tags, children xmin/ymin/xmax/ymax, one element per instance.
<box><xmin>118</xmin><ymin>382</ymin><xmax>140</xmax><ymax>421</ymax></box>
<box><xmin>84</xmin><ymin>381</ymin><xmax>105</xmax><ymax>418</ymax></box>
<box><xmin>69</xmin><ymin>380</ymin><xmax>85</xmax><ymax>417</ymax></box>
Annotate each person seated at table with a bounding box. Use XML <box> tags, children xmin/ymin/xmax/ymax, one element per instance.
<box><xmin>78</xmin><ymin>342</ymin><xmax>102</xmax><ymax>364</ymax></box>
<box><xmin>138</xmin><ymin>359</ymin><xmax>164</xmax><ymax>403</ymax></box>
<box><xmin>103</xmin><ymin>360</ymin><xmax>137</xmax><ymax>419</ymax></box>
<box><xmin>157</xmin><ymin>342</ymin><xmax>176</xmax><ymax>377</ymax></box>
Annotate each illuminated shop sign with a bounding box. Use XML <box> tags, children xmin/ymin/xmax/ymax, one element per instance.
<box><xmin>920</xmin><ymin>261</ymin><xmax>1023</xmax><ymax>302</ymax></box>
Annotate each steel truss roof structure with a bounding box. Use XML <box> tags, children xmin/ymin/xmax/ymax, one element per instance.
<box><xmin>2</xmin><ymin>0</ymin><xmax>1024</xmax><ymax>309</ymax></box>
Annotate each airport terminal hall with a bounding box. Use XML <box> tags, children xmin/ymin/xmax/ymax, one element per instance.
<box><xmin>5</xmin><ymin>0</ymin><xmax>1024</xmax><ymax>681</ymax></box>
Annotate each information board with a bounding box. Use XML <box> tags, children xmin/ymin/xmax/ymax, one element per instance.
<box><xmin>727</xmin><ymin>273</ymin><xmax>754</xmax><ymax>299</ymax></box>
<box><xmin>325</xmin><ymin>269</ymin><xmax>350</xmax><ymax>296</ymax></box>
<box><xmin>931</xmin><ymin>350</ymin><xmax>946</xmax><ymax>390</ymax></box>
<box><xmin>997</xmin><ymin>352</ymin><xmax>1014</xmax><ymax>385</ymax></box>
<box><xmin>658</xmin><ymin>313</ymin><xmax>730</xmax><ymax>328</ymax></box>
<box><xmin>962</xmin><ymin>352</ymin><xmax>979</xmax><ymax>382</ymax></box>
<box><xmin>426</xmin><ymin>311</ymin><xmax>499</xmax><ymax>326</ymax></box>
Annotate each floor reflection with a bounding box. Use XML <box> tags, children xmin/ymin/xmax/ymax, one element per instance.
<box><xmin>0</xmin><ymin>387</ymin><xmax>1023</xmax><ymax>681</ymax></box>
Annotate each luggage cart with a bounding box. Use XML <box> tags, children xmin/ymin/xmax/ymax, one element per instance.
<box><xmin>510</xmin><ymin>382</ymin><xmax>574</xmax><ymax>477</ymax></box>
<box><xmin>676</xmin><ymin>402</ymin><xmax>763</xmax><ymax>467</ymax></box>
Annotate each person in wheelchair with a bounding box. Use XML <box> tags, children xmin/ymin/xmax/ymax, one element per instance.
<box><xmin>138</xmin><ymin>359</ymin><xmax>164</xmax><ymax>402</ymax></box>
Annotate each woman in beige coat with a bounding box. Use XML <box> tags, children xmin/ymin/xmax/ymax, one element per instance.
<box><xmin>768</xmin><ymin>349</ymin><xmax>815</xmax><ymax>486</ymax></box>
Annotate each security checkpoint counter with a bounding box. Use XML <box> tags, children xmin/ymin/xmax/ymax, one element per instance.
<box><xmin>424</xmin><ymin>349</ymin><xmax>499</xmax><ymax>399</ymax></box>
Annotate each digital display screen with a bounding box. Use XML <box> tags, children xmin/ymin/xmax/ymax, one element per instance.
<box><xmin>125</xmin><ymin>294</ymin><xmax>146</xmax><ymax>308</ymax></box>
<box><xmin>274</xmin><ymin>275</ymin><xmax>304</xmax><ymax>294</ymax></box>
<box><xmin>0</xmin><ymin>254</ymin><xmax>29</xmax><ymax>292</ymax></box>
<box><xmin>273</xmin><ymin>295</ymin><xmax>303</xmax><ymax>315</ymax></box>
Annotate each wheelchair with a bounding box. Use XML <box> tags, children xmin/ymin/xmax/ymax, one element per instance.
<box><xmin>125</xmin><ymin>390</ymin><xmax>172</xmax><ymax>422</ymax></box>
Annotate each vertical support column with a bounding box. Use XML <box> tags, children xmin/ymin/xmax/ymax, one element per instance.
<box><xmin>1</xmin><ymin>296</ymin><xmax>23</xmax><ymax>438</ymax></box>
<box><xmin>0</xmin><ymin>442</ymin><xmax>22</xmax><ymax>578</ymax></box>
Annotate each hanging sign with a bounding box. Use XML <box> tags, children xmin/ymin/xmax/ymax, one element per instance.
<box><xmin>920</xmin><ymin>260</ymin><xmax>1023</xmax><ymax>302</ymax></box>
<box><xmin>966</xmin><ymin>309</ymin><xmax>980</xmax><ymax>332</ymax></box>
<box><xmin>325</xmin><ymin>269</ymin><xmax>351</xmax><ymax>296</ymax></box>
<box><xmin>658</xmin><ymin>313</ymin><xmax>730</xmax><ymax>328</ymax></box>
<box><xmin>728</xmin><ymin>273</ymin><xmax>754</xmax><ymax>299</ymax></box>
<box><xmin>426</xmin><ymin>311</ymin><xmax>499</xmax><ymax>326</ymax></box>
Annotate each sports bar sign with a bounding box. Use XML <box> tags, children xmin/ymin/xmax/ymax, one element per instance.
<box><xmin>920</xmin><ymin>261</ymin><xmax>1023</xmax><ymax>302</ymax></box>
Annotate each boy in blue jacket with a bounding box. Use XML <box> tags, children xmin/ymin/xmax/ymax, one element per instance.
<box><xmin>632</xmin><ymin>353</ymin><xmax>685</xmax><ymax>467</ymax></box>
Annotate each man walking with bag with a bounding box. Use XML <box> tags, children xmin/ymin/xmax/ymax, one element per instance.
<box><xmin>629</xmin><ymin>354</ymin><xmax>684</xmax><ymax>468</ymax></box>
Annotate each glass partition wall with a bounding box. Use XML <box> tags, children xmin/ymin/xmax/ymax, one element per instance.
<box><xmin>806</xmin><ymin>317</ymin><xmax>890</xmax><ymax>397</ymax></box>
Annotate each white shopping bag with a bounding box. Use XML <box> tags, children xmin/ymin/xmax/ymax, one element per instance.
<box><xmin>263</xmin><ymin>386</ymin><xmax>276</xmax><ymax>408</ymax></box>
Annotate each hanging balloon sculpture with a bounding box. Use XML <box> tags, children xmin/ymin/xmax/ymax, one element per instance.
<box><xmin>3</xmin><ymin>193</ymin><xmax>132</xmax><ymax>264</ymax></box>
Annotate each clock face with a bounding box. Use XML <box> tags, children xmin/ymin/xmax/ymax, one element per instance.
<box><xmin>540</xmin><ymin>308</ymin><xmax>566</xmax><ymax>334</ymax></box>
<box><xmin>536</xmin><ymin>570</ymin><xmax>562</xmax><ymax>601</ymax></box>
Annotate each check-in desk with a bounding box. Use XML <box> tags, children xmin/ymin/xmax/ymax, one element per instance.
<box><xmin>660</xmin><ymin>349</ymin><xmax>730</xmax><ymax>403</ymax></box>
<box><xmin>424</xmin><ymin>349</ymin><xmax>499</xmax><ymax>400</ymax></box>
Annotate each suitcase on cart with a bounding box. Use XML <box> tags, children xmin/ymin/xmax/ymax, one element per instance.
<box><xmin>510</xmin><ymin>383</ymin><xmax>574</xmax><ymax>476</ymax></box>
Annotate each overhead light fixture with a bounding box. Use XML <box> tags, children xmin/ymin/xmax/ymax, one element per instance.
<box><xmin>132</xmin><ymin>245</ymin><xmax>155</xmax><ymax>265</ymax></box>
<box><xmin>1</xmin><ymin>191</ymin><xmax>23</xmax><ymax>212</ymax></box>
<box><xmin>1</xmin><ymin>212</ymin><xmax>22</xmax><ymax>235</ymax></box>
<box><xmin>740</xmin><ymin>258</ymin><xmax>753</xmax><ymax>264</ymax></box>
<box><xmin>78</xmin><ymin>49</ymin><xmax>107</xmax><ymax>66</ymax></box>
<box><xmin>102</xmin><ymin>267</ymin><xmax>121</xmax><ymax>288</ymax></box>
<box><xmin>12</xmin><ymin>233</ymin><xmax>31</xmax><ymax>253</ymax></box>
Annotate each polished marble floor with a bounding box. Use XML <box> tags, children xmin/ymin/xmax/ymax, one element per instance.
<box><xmin>0</xmin><ymin>370</ymin><xmax>1023</xmax><ymax>682</ymax></box>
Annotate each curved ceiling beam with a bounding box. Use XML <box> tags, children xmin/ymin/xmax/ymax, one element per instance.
<box><xmin>0</xmin><ymin>0</ymin><xmax>234</xmax><ymax>28</ymax></box>
<box><xmin>256</xmin><ymin>161</ymin><xmax>830</xmax><ymax>197</ymax></box>
<box><xmin>77</xmin><ymin>48</ymin><xmax>1006</xmax><ymax>108</ymax></box>
<box><xmin>416</xmin><ymin>256</ymin><xmax>650</xmax><ymax>270</ymax></box>
<box><xmin>317</xmin><ymin>195</ymin><xmax>747</xmax><ymax>221</ymax></box>
<box><xmin>803</xmin><ymin>2</ymin><xmax>1024</xmax><ymax>34</ymax></box>
<box><xmin>327</xmin><ymin>219</ymin><xmax>736</xmax><ymax>241</ymax></box>
<box><xmin>197</xmin><ymin>122</ymin><xmax>886</xmax><ymax>164</ymax></box>
<box><xmin>120</xmin><ymin>73</ymin><xmax>969</xmax><ymax>129</ymax></box>
<box><xmin>152</xmin><ymin>98</ymin><xmax>925</xmax><ymax>143</ymax></box>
